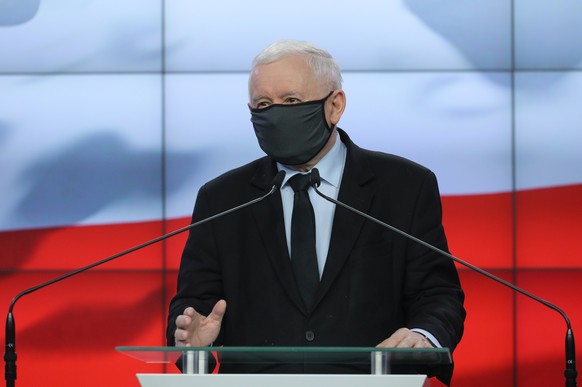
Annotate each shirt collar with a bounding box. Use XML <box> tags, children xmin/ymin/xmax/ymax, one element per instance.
<box><xmin>278</xmin><ymin>131</ymin><xmax>346</xmax><ymax>189</ymax></box>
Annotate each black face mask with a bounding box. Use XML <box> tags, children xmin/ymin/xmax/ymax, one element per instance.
<box><xmin>250</xmin><ymin>92</ymin><xmax>334</xmax><ymax>166</ymax></box>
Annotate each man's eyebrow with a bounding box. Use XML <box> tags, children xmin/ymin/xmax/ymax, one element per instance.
<box><xmin>281</xmin><ymin>90</ymin><xmax>301</xmax><ymax>99</ymax></box>
<box><xmin>251</xmin><ymin>95</ymin><xmax>271</xmax><ymax>105</ymax></box>
<box><xmin>251</xmin><ymin>91</ymin><xmax>303</xmax><ymax>105</ymax></box>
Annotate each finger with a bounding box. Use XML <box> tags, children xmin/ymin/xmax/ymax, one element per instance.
<box><xmin>175</xmin><ymin>314</ymin><xmax>192</xmax><ymax>329</ymax></box>
<box><xmin>412</xmin><ymin>335</ymin><xmax>434</xmax><ymax>348</ymax></box>
<box><xmin>174</xmin><ymin>328</ymin><xmax>190</xmax><ymax>345</ymax></box>
<box><xmin>377</xmin><ymin>337</ymin><xmax>397</xmax><ymax>348</ymax></box>
<box><xmin>396</xmin><ymin>332</ymin><xmax>427</xmax><ymax>348</ymax></box>
<box><xmin>378</xmin><ymin>327</ymin><xmax>410</xmax><ymax>347</ymax></box>
<box><xmin>207</xmin><ymin>299</ymin><xmax>227</xmax><ymax>323</ymax></box>
<box><xmin>411</xmin><ymin>338</ymin><xmax>432</xmax><ymax>348</ymax></box>
<box><xmin>396</xmin><ymin>336</ymin><xmax>417</xmax><ymax>348</ymax></box>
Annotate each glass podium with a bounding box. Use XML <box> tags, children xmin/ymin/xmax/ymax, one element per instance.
<box><xmin>117</xmin><ymin>346</ymin><xmax>451</xmax><ymax>387</ymax></box>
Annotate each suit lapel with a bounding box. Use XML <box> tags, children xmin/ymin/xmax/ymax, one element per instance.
<box><xmin>247</xmin><ymin>132</ymin><xmax>377</xmax><ymax>315</ymax></box>
<box><xmin>249</xmin><ymin>160</ymin><xmax>306</xmax><ymax>313</ymax></box>
<box><xmin>314</xmin><ymin>131</ymin><xmax>376</xmax><ymax>307</ymax></box>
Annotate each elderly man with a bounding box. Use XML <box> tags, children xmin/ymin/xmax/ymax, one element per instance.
<box><xmin>167</xmin><ymin>40</ymin><xmax>465</xmax><ymax>385</ymax></box>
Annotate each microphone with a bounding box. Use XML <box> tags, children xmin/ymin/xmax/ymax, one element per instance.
<box><xmin>309</xmin><ymin>168</ymin><xmax>577</xmax><ymax>387</ymax></box>
<box><xmin>4</xmin><ymin>170</ymin><xmax>286</xmax><ymax>387</ymax></box>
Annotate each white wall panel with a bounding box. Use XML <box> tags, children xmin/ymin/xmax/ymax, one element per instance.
<box><xmin>0</xmin><ymin>0</ymin><xmax>161</xmax><ymax>72</ymax></box>
<box><xmin>0</xmin><ymin>75</ymin><xmax>163</xmax><ymax>230</ymax></box>
<box><xmin>165</xmin><ymin>0</ymin><xmax>510</xmax><ymax>72</ymax></box>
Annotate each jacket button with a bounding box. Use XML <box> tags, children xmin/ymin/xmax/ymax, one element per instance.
<box><xmin>305</xmin><ymin>331</ymin><xmax>315</xmax><ymax>342</ymax></box>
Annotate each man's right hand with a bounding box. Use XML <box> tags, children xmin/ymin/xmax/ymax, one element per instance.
<box><xmin>174</xmin><ymin>300</ymin><xmax>226</xmax><ymax>347</ymax></box>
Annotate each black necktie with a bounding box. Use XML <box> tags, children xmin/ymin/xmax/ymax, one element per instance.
<box><xmin>288</xmin><ymin>173</ymin><xmax>319</xmax><ymax>310</ymax></box>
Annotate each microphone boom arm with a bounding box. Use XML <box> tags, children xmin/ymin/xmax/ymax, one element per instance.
<box><xmin>4</xmin><ymin>171</ymin><xmax>285</xmax><ymax>387</ymax></box>
<box><xmin>309</xmin><ymin>168</ymin><xmax>577</xmax><ymax>387</ymax></box>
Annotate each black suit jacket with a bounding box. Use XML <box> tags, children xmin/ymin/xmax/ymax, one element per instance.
<box><xmin>167</xmin><ymin>129</ymin><xmax>465</xmax><ymax>384</ymax></box>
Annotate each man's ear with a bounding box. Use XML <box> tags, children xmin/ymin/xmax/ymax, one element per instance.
<box><xmin>328</xmin><ymin>90</ymin><xmax>346</xmax><ymax>126</ymax></box>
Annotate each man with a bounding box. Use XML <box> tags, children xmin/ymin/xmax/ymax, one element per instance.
<box><xmin>167</xmin><ymin>40</ymin><xmax>465</xmax><ymax>385</ymax></box>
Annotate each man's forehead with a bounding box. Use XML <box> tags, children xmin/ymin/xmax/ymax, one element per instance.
<box><xmin>250</xmin><ymin>59</ymin><xmax>321</xmax><ymax>95</ymax></box>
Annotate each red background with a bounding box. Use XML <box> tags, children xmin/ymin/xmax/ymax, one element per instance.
<box><xmin>1</xmin><ymin>186</ymin><xmax>581</xmax><ymax>386</ymax></box>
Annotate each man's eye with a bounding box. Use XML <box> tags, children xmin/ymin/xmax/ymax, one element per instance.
<box><xmin>286</xmin><ymin>98</ymin><xmax>301</xmax><ymax>104</ymax></box>
<box><xmin>256</xmin><ymin>101</ymin><xmax>271</xmax><ymax>109</ymax></box>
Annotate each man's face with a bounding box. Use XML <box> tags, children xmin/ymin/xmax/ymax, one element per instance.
<box><xmin>249</xmin><ymin>55</ymin><xmax>328</xmax><ymax>110</ymax></box>
<box><xmin>248</xmin><ymin>53</ymin><xmax>346</xmax><ymax>169</ymax></box>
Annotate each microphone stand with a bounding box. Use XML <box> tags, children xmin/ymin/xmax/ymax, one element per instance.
<box><xmin>4</xmin><ymin>171</ymin><xmax>285</xmax><ymax>387</ymax></box>
<box><xmin>309</xmin><ymin>168</ymin><xmax>577</xmax><ymax>387</ymax></box>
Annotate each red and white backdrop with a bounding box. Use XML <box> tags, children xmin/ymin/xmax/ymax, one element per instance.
<box><xmin>1</xmin><ymin>1</ymin><xmax>581</xmax><ymax>386</ymax></box>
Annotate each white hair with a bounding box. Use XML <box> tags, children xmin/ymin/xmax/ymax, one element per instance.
<box><xmin>249</xmin><ymin>40</ymin><xmax>343</xmax><ymax>92</ymax></box>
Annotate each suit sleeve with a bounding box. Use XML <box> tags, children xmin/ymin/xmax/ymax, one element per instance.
<box><xmin>403</xmin><ymin>170</ymin><xmax>465</xmax><ymax>348</ymax></box>
<box><xmin>401</xmin><ymin>170</ymin><xmax>466</xmax><ymax>385</ymax></box>
<box><xmin>166</xmin><ymin>183</ymin><xmax>224</xmax><ymax>346</ymax></box>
